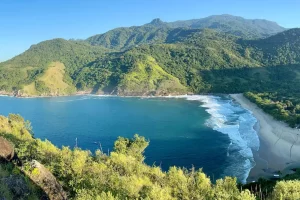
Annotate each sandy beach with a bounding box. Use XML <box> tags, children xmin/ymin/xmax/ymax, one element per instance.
<box><xmin>230</xmin><ymin>94</ymin><xmax>300</xmax><ymax>182</ymax></box>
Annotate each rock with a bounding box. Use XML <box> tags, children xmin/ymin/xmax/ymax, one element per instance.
<box><xmin>2</xmin><ymin>175</ymin><xmax>31</xmax><ymax>197</ymax></box>
<box><xmin>0</xmin><ymin>171</ymin><xmax>49</xmax><ymax>200</ymax></box>
<box><xmin>0</xmin><ymin>137</ymin><xmax>14</xmax><ymax>162</ymax></box>
<box><xmin>26</xmin><ymin>160</ymin><xmax>67</xmax><ymax>200</ymax></box>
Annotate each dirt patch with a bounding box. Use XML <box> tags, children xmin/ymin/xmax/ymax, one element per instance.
<box><xmin>0</xmin><ymin>137</ymin><xmax>14</xmax><ymax>162</ymax></box>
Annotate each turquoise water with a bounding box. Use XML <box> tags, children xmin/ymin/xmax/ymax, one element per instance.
<box><xmin>0</xmin><ymin>95</ymin><xmax>259</xmax><ymax>183</ymax></box>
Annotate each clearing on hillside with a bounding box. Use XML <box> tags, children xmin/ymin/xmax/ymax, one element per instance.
<box><xmin>118</xmin><ymin>55</ymin><xmax>187</xmax><ymax>95</ymax></box>
<box><xmin>23</xmin><ymin>62</ymin><xmax>75</xmax><ymax>96</ymax></box>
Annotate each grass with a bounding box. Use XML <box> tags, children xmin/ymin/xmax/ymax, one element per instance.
<box><xmin>22</xmin><ymin>62</ymin><xmax>75</xmax><ymax>96</ymax></box>
<box><xmin>118</xmin><ymin>55</ymin><xmax>187</xmax><ymax>95</ymax></box>
<box><xmin>39</xmin><ymin>62</ymin><xmax>70</xmax><ymax>92</ymax></box>
<box><xmin>23</xmin><ymin>82</ymin><xmax>38</xmax><ymax>96</ymax></box>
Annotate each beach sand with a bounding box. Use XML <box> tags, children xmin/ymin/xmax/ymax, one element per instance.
<box><xmin>230</xmin><ymin>94</ymin><xmax>300</xmax><ymax>182</ymax></box>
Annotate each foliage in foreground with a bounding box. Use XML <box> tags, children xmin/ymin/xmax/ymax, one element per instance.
<box><xmin>1</xmin><ymin>114</ymin><xmax>300</xmax><ymax>199</ymax></box>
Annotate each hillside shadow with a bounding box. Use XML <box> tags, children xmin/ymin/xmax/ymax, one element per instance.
<box><xmin>197</xmin><ymin>64</ymin><xmax>300</xmax><ymax>93</ymax></box>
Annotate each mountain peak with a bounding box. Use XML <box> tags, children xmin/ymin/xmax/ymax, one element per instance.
<box><xmin>149</xmin><ymin>18</ymin><xmax>164</xmax><ymax>25</ymax></box>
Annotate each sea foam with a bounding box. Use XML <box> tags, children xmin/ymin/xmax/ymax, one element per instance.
<box><xmin>180</xmin><ymin>95</ymin><xmax>259</xmax><ymax>183</ymax></box>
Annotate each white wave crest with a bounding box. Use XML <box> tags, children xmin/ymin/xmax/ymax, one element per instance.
<box><xmin>177</xmin><ymin>95</ymin><xmax>259</xmax><ymax>183</ymax></box>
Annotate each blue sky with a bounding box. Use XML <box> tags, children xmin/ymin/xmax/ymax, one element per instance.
<box><xmin>0</xmin><ymin>0</ymin><xmax>299</xmax><ymax>61</ymax></box>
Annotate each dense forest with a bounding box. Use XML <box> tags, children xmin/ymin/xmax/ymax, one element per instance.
<box><xmin>245</xmin><ymin>92</ymin><xmax>300</xmax><ymax>128</ymax></box>
<box><xmin>0</xmin><ymin>15</ymin><xmax>292</xmax><ymax>96</ymax></box>
<box><xmin>87</xmin><ymin>14</ymin><xmax>286</xmax><ymax>49</ymax></box>
<box><xmin>1</xmin><ymin>26</ymin><xmax>300</xmax><ymax>96</ymax></box>
<box><xmin>1</xmin><ymin>114</ymin><xmax>300</xmax><ymax>200</ymax></box>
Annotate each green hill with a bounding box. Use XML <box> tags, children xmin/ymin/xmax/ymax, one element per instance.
<box><xmin>0</xmin><ymin>18</ymin><xmax>298</xmax><ymax>97</ymax></box>
<box><xmin>22</xmin><ymin>62</ymin><xmax>76</xmax><ymax>96</ymax></box>
<box><xmin>125</xmin><ymin>29</ymin><xmax>300</xmax><ymax>94</ymax></box>
<box><xmin>244</xmin><ymin>28</ymin><xmax>300</xmax><ymax>66</ymax></box>
<box><xmin>169</xmin><ymin>14</ymin><xmax>286</xmax><ymax>39</ymax></box>
<box><xmin>86</xmin><ymin>20</ymin><xmax>169</xmax><ymax>50</ymax></box>
<box><xmin>0</xmin><ymin>39</ymin><xmax>108</xmax><ymax>95</ymax></box>
<box><xmin>86</xmin><ymin>14</ymin><xmax>285</xmax><ymax>51</ymax></box>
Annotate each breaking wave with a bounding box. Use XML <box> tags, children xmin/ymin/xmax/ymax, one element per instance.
<box><xmin>177</xmin><ymin>95</ymin><xmax>259</xmax><ymax>183</ymax></box>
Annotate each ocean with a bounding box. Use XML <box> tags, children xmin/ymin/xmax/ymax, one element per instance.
<box><xmin>0</xmin><ymin>95</ymin><xmax>259</xmax><ymax>183</ymax></box>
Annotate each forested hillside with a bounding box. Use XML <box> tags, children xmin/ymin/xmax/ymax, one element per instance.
<box><xmin>245</xmin><ymin>91</ymin><xmax>300</xmax><ymax>128</ymax></box>
<box><xmin>0</xmin><ymin>15</ymin><xmax>298</xmax><ymax>97</ymax></box>
<box><xmin>86</xmin><ymin>19</ymin><xmax>169</xmax><ymax>50</ymax></box>
<box><xmin>86</xmin><ymin>14</ymin><xmax>285</xmax><ymax>50</ymax></box>
<box><xmin>168</xmin><ymin>14</ymin><xmax>285</xmax><ymax>39</ymax></box>
<box><xmin>0</xmin><ymin>39</ymin><xmax>108</xmax><ymax>95</ymax></box>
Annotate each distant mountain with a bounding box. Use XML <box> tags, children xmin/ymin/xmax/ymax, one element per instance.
<box><xmin>0</xmin><ymin>16</ymin><xmax>298</xmax><ymax>97</ymax></box>
<box><xmin>168</xmin><ymin>14</ymin><xmax>286</xmax><ymax>38</ymax></box>
<box><xmin>242</xmin><ymin>28</ymin><xmax>300</xmax><ymax>66</ymax></box>
<box><xmin>86</xmin><ymin>20</ymin><xmax>170</xmax><ymax>50</ymax></box>
<box><xmin>86</xmin><ymin>14</ymin><xmax>286</xmax><ymax>50</ymax></box>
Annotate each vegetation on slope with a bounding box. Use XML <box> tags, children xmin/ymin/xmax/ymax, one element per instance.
<box><xmin>0</xmin><ymin>22</ymin><xmax>297</xmax><ymax>96</ymax></box>
<box><xmin>73</xmin><ymin>52</ymin><xmax>187</xmax><ymax>95</ymax></box>
<box><xmin>117</xmin><ymin>54</ymin><xmax>187</xmax><ymax>96</ymax></box>
<box><xmin>23</xmin><ymin>62</ymin><xmax>76</xmax><ymax>96</ymax></box>
<box><xmin>0</xmin><ymin>39</ymin><xmax>107</xmax><ymax>93</ymax></box>
<box><xmin>127</xmin><ymin>29</ymin><xmax>300</xmax><ymax>94</ymax></box>
<box><xmin>76</xmin><ymin>28</ymin><xmax>300</xmax><ymax>95</ymax></box>
<box><xmin>242</xmin><ymin>28</ymin><xmax>300</xmax><ymax>66</ymax></box>
<box><xmin>245</xmin><ymin>92</ymin><xmax>300</xmax><ymax>128</ymax></box>
<box><xmin>86</xmin><ymin>14</ymin><xmax>285</xmax><ymax>50</ymax></box>
<box><xmin>201</xmin><ymin>64</ymin><xmax>300</xmax><ymax>93</ymax></box>
<box><xmin>86</xmin><ymin>19</ymin><xmax>169</xmax><ymax>50</ymax></box>
<box><xmin>168</xmin><ymin>14</ymin><xmax>285</xmax><ymax>39</ymax></box>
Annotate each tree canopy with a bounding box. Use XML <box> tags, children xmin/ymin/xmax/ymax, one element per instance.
<box><xmin>1</xmin><ymin>27</ymin><xmax>300</xmax><ymax>97</ymax></box>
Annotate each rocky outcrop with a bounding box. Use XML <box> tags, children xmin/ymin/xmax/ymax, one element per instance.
<box><xmin>0</xmin><ymin>137</ymin><xmax>14</xmax><ymax>162</ymax></box>
<box><xmin>2</xmin><ymin>175</ymin><xmax>32</xmax><ymax>198</ymax></box>
<box><xmin>0</xmin><ymin>136</ymin><xmax>66</xmax><ymax>200</ymax></box>
<box><xmin>26</xmin><ymin>160</ymin><xmax>67</xmax><ymax>200</ymax></box>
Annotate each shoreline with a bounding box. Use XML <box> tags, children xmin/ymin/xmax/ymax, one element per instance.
<box><xmin>0</xmin><ymin>91</ymin><xmax>94</xmax><ymax>98</ymax></box>
<box><xmin>0</xmin><ymin>91</ymin><xmax>192</xmax><ymax>98</ymax></box>
<box><xmin>2</xmin><ymin>92</ymin><xmax>299</xmax><ymax>182</ymax></box>
<box><xmin>230</xmin><ymin>94</ymin><xmax>300</xmax><ymax>182</ymax></box>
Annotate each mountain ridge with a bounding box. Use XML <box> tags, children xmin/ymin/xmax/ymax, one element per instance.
<box><xmin>86</xmin><ymin>14</ymin><xmax>286</xmax><ymax>50</ymax></box>
<box><xmin>0</xmin><ymin>15</ymin><xmax>298</xmax><ymax>97</ymax></box>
